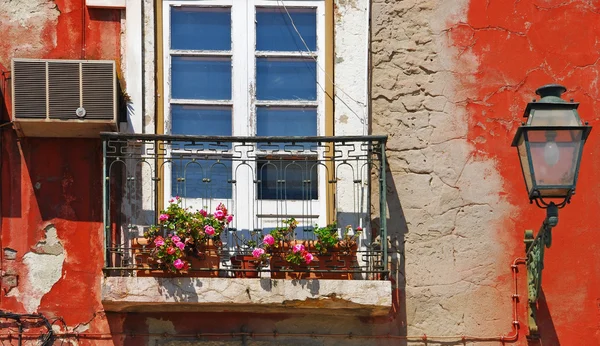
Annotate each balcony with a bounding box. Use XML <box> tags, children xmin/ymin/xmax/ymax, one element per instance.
<box><xmin>100</xmin><ymin>133</ymin><xmax>391</xmax><ymax>315</ymax></box>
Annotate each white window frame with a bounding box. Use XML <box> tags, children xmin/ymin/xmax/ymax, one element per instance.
<box><xmin>162</xmin><ymin>0</ymin><xmax>327</xmax><ymax>231</ymax></box>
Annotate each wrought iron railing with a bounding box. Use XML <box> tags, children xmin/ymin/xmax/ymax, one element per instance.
<box><xmin>102</xmin><ymin>133</ymin><xmax>388</xmax><ymax>279</ymax></box>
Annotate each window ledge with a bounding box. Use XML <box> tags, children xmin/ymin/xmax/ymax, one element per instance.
<box><xmin>86</xmin><ymin>0</ymin><xmax>125</xmax><ymax>8</ymax></box>
<box><xmin>101</xmin><ymin>277</ymin><xmax>392</xmax><ymax>316</ymax></box>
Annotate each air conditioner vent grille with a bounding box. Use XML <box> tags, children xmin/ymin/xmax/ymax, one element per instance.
<box><xmin>48</xmin><ymin>62</ymin><xmax>81</xmax><ymax>120</ymax></box>
<box><xmin>82</xmin><ymin>63</ymin><xmax>115</xmax><ymax>120</ymax></box>
<box><xmin>13</xmin><ymin>61</ymin><xmax>46</xmax><ymax>118</ymax></box>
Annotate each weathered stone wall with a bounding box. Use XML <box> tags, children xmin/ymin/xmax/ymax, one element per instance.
<box><xmin>371</xmin><ymin>0</ymin><xmax>516</xmax><ymax>339</ymax></box>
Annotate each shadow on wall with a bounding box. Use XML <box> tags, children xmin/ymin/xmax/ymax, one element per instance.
<box><xmin>106</xmin><ymin>311</ymin><xmax>396</xmax><ymax>346</ymax></box>
<box><xmin>532</xmin><ymin>289</ymin><xmax>559</xmax><ymax>346</ymax></box>
<box><xmin>18</xmin><ymin>137</ymin><xmax>103</xmax><ymax>222</ymax></box>
<box><xmin>371</xmin><ymin>167</ymin><xmax>409</xmax><ymax>344</ymax></box>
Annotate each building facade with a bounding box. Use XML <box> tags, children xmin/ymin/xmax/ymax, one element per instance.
<box><xmin>0</xmin><ymin>0</ymin><xmax>598</xmax><ymax>345</ymax></box>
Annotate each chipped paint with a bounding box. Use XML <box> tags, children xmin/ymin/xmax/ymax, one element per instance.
<box><xmin>7</xmin><ymin>225</ymin><xmax>64</xmax><ymax>313</ymax></box>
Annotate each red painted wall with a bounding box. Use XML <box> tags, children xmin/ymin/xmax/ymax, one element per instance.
<box><xmin>451</xmin><ymin>0</ymin><xmax>600</xmax><ymax>344</ymax></box>
<box><xmin>0</xmin><ymin>0</ymin><xmax>120</xmax><ymax>342</ymax></box>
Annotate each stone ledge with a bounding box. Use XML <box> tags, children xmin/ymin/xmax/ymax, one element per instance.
<box><xmin>102</xmin><ymin>277</ymin><xmax>392</xmax><ymax>316</ymax></box>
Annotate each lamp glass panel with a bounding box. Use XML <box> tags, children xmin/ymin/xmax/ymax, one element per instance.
<box><xmin>517</xmin><ymin>133</ymin><xmax>533</xmax><ymax>193</ymax></box>
<box><xmin>539</xmin><ymin>188</ymin><xmax>573</xmax><ymax>198</ymax></box>
<box><xmin>529</xmin><ymin>109</ymin><xmax>580</xmax><ymax>126</ymax></box>
<box><xmin>527</xmin><ymin>129</ymin><xmax>583</xmax><ymax>189</ymax></box>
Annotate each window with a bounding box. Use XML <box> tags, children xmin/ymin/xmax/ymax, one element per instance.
<box><xmin>163</xmin><ymin>0</ymin><xmax>327</xmax><ymax>230</ymax></box>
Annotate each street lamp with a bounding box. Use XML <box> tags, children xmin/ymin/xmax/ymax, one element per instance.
<box><xmin>511</xmin><ymin>84</ymin><xmax>592</xmax><ymax>338</ymax></box>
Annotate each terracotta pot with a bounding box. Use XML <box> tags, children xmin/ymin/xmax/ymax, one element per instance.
<box><xmin>132</xmin><ymin>238</ymin><xmax>220</xmax><ymax>277</ymax></box>
<box><xmin>230</xmin><ymin>255</ymin><xmax>261</xmax><ymax>278</ymax></box>
<box><xmin>269</xmin><ymin>241</ymin><xmax>357</xmax><ymax>280</ymax></box>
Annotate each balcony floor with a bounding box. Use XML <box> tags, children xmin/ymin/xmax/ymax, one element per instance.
<box><xmin>101</xmin><ymin>277</ymin><xmax>392</xmax><ymax>316</ymax></box>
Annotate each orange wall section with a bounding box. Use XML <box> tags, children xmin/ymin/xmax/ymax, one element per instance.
<box><xmin>456</xmin><ymin>0</ymin><xmax>600</xmax><ymax>344</ymax></box>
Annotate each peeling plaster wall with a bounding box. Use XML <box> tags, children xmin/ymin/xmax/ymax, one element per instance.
<box><xmin>0</xmin><ymin>0</ymin><xmax>121</xmax><ymax>342</ymax></box>
<box><xmin>372</xmin><ymin>0</ymin><xmax>600</xmax><ymax>345</ymax></box>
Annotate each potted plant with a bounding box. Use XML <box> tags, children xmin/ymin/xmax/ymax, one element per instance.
<box><xmin>133</xmin><ymin>197</ymin><xmax>233</xmax><ymax>277</ymax></box>
<box><xmin>254</xmin><ymin>218</ymin><xmax>316</xmax><ymax>279</ymax></box>
<box><xmin>314</xmin><ymin>224</ymin><xmax>362</xmax><ymax>279</ymax></box>
<box><xmin>253</xmin><ymin>219</ymin><xmax>362</xmax><ymax>280</ymax></box>
<box><xmin>230</xmin><ymin>231</ymin><xmax>269</xmax><ymax>278</ymax></box>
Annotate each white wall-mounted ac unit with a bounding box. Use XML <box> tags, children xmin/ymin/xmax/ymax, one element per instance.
<box><xmin>11</xmin><ymin>58</ymin><xmax>118</xmax><ymax>138</ymax></box>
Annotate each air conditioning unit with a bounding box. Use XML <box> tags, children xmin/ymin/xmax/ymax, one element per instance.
<box><xmin>11</xmin><ymin>58</ymin><xmax>118</xmax><ymax>138</ymax></box>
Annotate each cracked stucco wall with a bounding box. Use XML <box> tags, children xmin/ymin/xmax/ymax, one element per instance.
<box><xmin>371</xmin><ymin>0</ymin><xmax>515</xmax><ymax>338</ymax></box>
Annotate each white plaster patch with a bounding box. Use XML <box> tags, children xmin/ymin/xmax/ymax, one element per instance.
<box><xmin>7</xmin><ymin>225</ymin><xmax>65</xmax><ymax>313</ymax></box>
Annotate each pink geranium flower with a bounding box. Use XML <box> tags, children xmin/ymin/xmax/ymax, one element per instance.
<box><xmin>252</xmin><ymin>248</ymin><xmax>265</xmax><ymax>258</ymax></box>
<box><xmin>263</xmin><ymin>234</ymin><xmax>275</xmax><ymax>246</ymax></box>
<box><xmin>159</xmin><ymin>214</ymin><xmax>169</xmax><ymax>222</ymax></box>
<box><xmin>199</xmin><ymin>209</ymin><xmax>208</xmax><ymax>217</ymax></box>
<box><xmin>173</xmin><ymin>259</ymin><xmax>184</xmax><ymax>270</ymax></box>
<box><xmin>214</xmin><ymin>210</ymin><xmax>225</xmax><ymax>220</ymax></box>
<box><xmin>303</xmin><ymin>252</ymin><xmax>314</xmax><ymax>264</ymax></box>
<box><xmin>293</xmin><ymin>244</ymin><xmax>305</xmax><ymax>253</ymax></box>
<box><xmin>226</xmin><ymin>215</ymin><xmax>233</xmax><ymax>223</ymax></box>
<box><xmin>171</xmin><ymin>235</ymin><xmax>181</xmax><ymax>243</ymax></box>
<box><xmin>175</xmin><ymin>242</ymin><xmax>185</xmax><ymax>250</ymax></box>
<box><xmin>204</xmin><ymin>225</ymin><xmax>215</xmax><ymax>235</ymax></box>
<box><xmin>154</xmin><ymin>237</ymin><xmax>165</xmax><ymax>247</ymax></box>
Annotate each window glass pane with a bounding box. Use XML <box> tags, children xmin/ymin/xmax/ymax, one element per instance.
<box><xmin>171</xmin><ymin>105</ymin><xmax>232</xmax><ymax>136</ymax></box>
<box><xmin>256</xmin><ymin>107</ymin><xmax>317</xmax><ymax>136</ymax></box>
<box><xmin>257</xmin><ymin>160</ymin><xmax>318</xmax><ymax>200</ymax></box>
<box><xmin>172</xmin><ymin>57</ymin><xmax>231</xmax><ymax>100</ymax></box>
<box><xmin>256</xmin><ymin>7</ymin><xmax>316</xmax><ymax>52</ymax></box>
<box><xmin>172</xmin><ymin>159</ymin><xmax>232</xmax><ymax>199</ymax></box>
<box><xmin>256</xmin><ymin>58</ymin><xmax>316</xmax><ymax>100</ymax></box>
<box><xmin>171</xmin><ymin>7</ymin><xmax>231</xmax><ymax>51</ymax></box>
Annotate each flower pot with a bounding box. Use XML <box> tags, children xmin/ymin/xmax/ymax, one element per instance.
<box><xmin>132</xmin><ymin>238</ymin><xmax>220</xmax><ymax>277</ymax></box>
<box><xmin>269</xmin><ymin>242</ymin><xmax>358</xmax><ymax>280</ymax></box>
<box><xmin>230</xmin><ymin>255</ymin><xmax>261</xmax><ymax>278</ymax></box>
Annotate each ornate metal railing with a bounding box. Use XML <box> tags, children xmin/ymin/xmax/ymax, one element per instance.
<box><xmin>101</xmin><ymin>133</ymin><xmax>388</xmax><ymax>279</ymax></box>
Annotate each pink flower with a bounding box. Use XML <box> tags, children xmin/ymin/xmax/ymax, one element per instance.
<box><xmin>175</xmin><ymin>196</ymin><xmax>180</xmax><ymax>200</ymax></box>
<box><xmin>303</xmin><ymin>252</ymin><xmax>314</xmax><ymax>264</ymax></box>
<box><xmin>171</xmin><ymin>235</ymin><xmax>181</xmax><ymax>243</ymax></box>
<box><xmin>356</xmin><ymin>226</ymin><xmax>363</xmax><ymax>232</ymax></box>
<box><xmin>252</xmin><ymin>248</ymin><xmax>265</xmax><ymax>258</ymax></box>
<box><xmin>176</xmin><ymin>242</ymin><xmax>185</xmax><ymax>250</ymax></box>
<box><xmin>168</xmin><ymin>198</ymin><xmax>175</xmax><ymax>203</ymax></box>
<box><xmin>293</xmin><ymin>244</ymin><xmax>305</xmax><ymax>253</ymax></box>
<box><xmin>204</xmin><ymin>225</ymin><xmax>215</xmax><ymax>235</ymax></box>
<box><xmin>263</xmin><ymin>234</ymin><xmax>275</xmax><ymax>246</ymax></box>
<box><xmin>199</xmin><ymin>209</ymin><xmax>208</xmax><ymax>217</ymax></box>
<box><xmin>173</xmin><ymin>259</ymin><xmax>184</xmax><ymax>270</ymax></box>
<box><xmin>217</xmin><ymin>203</ymin><xmax>227</xmax><ymax>212</ymax></box>
<box><xmin>214</xmin><ymin>210</ymin><xmax>225</xmax><ymax>220</ymax></box>
<box><xmin>159</xmin><ymin>213</ymin><xmax>169</xmax><ymax>222</ymax></box>
<box><xmin>167</xmin><ymin>247</ymin><xmax>175</xmax><ymax>255</ymax></box>
<box><xmin>226</xmin><ymin>215</ymin><xmax>233</xmax><ymax>224</ymax></box>
<box><xmin>154</xmin><ymin>237</ymin><xmax>165</xmax><ymax>247</ymax></box>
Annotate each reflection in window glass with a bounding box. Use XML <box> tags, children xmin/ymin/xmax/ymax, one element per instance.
<box><xmin>256</xmin><ymin>107</ymin><xmax>317</xmax><ymax>137</ymax></box>
<box><xmin>256</xmin><ymin>7</ymin><xmax>316</xmax><ymax>52</ymax></box>
<box><xmin>257</xmin><ymin>159</ymin><xmax>318</xmax><ymax>200</ymax></box>
<box><xmin>171</xmin><ymin>7</ymin><xmax>231</xmax><ymax>51</ymax></box>
<box><xmin>172</xmin><ymin>57</ymin><xmax>232</xmax><ymax>100</ymax></box>
<box><xmin>172</xmin><ymin>159</ymin><xmax>232</xmax><ymax>199</ymax></box>
<box><xmin>256</xmin><ymin>58</ymin><xmax>316</xmax><ymax>101</ymax></box>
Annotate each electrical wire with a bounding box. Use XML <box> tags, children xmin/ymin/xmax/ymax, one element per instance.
<box><xmin>276</xmin><ymin>0</ymin><xmax>368</xmax><ymax>130</ymax></box>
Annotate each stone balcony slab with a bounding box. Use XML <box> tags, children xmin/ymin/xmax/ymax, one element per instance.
<box><xmin>102</xmin><ymin>277</ymin><xmax>392</xmax><ymax>316</ymax></box>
